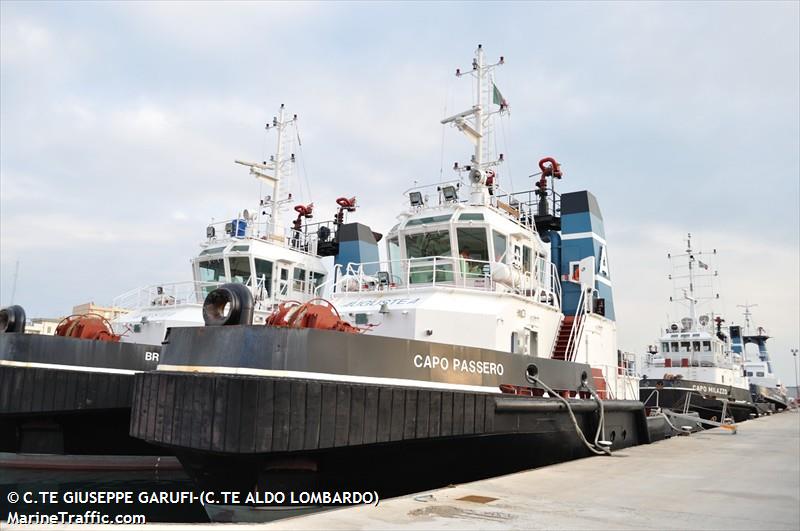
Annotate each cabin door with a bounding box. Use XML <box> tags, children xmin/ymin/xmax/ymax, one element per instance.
<box><xmin>278</xmin><ymin>267</ymin><xmax>290</xmax><ymax>298</ymax></box>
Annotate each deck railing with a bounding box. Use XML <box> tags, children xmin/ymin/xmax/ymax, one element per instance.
<box><xmin>112</xmin><ymin>281</ymin><xmax>223</xmax><ymax>311</ymax></box>
<box><xmin>113</xmin><ymin>276</ymin><xmax>274</xmax><ymax>313</ymax></box>
<box><xmin>204</xmin><ymin>216</ymin><xmax>339</xmax><ymax>257</ymax></box>
<box><xmin>324</xmin><ymin>256</ymin><xmax>561</xmax><ymax>308</ymax></box>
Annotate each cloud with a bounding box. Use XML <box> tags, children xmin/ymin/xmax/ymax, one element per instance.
<box><xmin>1</xmin><ymin>2</ymin><xmax>798</xmax><ymax>383</ymax></box>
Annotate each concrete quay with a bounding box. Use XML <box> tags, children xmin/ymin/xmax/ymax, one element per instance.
<box><xmin>269</xmin><ymin>411</ymin><xmax>800</xmax><ymax>530</ymax></box>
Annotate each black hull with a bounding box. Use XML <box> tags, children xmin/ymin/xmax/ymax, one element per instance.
<box><xmin>0</xmin><ymin>333</ymin><xmax>162</xmax><ymax>455</ymax></box>
<box><xmin>176</xmin><ymin>426</ymin><xmax>638</xmax><ymax>503</ymax></box>
<box><xmin>750</xmin><ymin>384</ymin><xmax>789</xmax><ymax>411</ymax></box>
<box><xmin>129</xmin><ymin>326</ymin><xmax>650</xmax><ymax>507</ymax></box>
<box><xmin>640</xmin><ymin>378</ymin><xmax>758</xmax><ymax>424</ymax></box>
<box><xmin>132</xmin><ymin>369</ymin><xmax>649</xmax><ymax>504</ymax></box>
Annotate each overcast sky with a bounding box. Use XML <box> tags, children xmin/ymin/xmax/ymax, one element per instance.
<box><xmin>1</xmin><ymin>1</ymin><xmax>798</xmax><ymax>383</ymax></box>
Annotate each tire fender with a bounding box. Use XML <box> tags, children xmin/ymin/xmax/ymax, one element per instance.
<box><xmin>0</xmin><ymin>305</ymin><xmax>27</xmax><ymax>334</ymax></box>
<box><xmin>202</xmin><ymin>284</ymin><xmax>254</xmax><ymax>326</ymax></box>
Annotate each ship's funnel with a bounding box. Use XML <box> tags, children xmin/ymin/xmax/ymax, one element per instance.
<box><xmin>556</xmin><ymin>191</ymin><xmax>615</xmax><ymax>320</ymax></box>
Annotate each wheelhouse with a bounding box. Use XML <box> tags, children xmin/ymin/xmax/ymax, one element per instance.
<box><xmin>193</xmin><ymin>231</ymin><xmax>327</xmax><ymax>306</ymax></box>
<box><xmin>372</xmin><ymin>200</ymin><xmax>559</xmax><ymax>305</ymax></box>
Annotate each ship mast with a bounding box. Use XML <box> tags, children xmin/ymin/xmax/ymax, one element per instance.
<box><xmin>235</xmin><ymin>104</ymin><xmax>298</xmax><ymax>240</ymax></box>
<box><xmin>441</xmin><ymin>44</ymin><xmax>507</xmax><ymax>206</ymax></box>
<box><xmin>668</xmin><ymin>233</ymin><xmax>718</xmax><ymax>331</ymax></box>
<box><xmin>686</xmin><ymin>233</ymin><xmax>698</xmax><ymax>327</ymax></box>
<box><xmin>737</xmin><ymin>302</ymin><xmax>758</xmax><ymax>334</ymax></box>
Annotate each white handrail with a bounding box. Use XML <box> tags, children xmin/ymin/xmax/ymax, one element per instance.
<box><xmin>326</xmin><ymin>255</ymin><xmax>561</xmax><ymax>308</ymax></box>
<box><xmin>564</xmin><ymin>288</ymin><xmax>586</xmax><ymax>361</ymax></box>
<box><xmin>203</xmin><ymin>215</ymin><xmax>330</xmax><ymax>257</ymax></box>
<box><xmin>112</xmin><ymin>280</ymin><xmax>223</xmax><ymax>311</ymax></box>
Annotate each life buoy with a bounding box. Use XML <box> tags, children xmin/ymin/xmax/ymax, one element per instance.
<box><xmin>203</xmin><ymin>283</ymin><xmax>255</xmax><ymax>326</ymax></box>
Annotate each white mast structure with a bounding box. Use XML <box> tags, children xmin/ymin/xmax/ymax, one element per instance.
<box><xmin>737</xmin><ymin>302</ymin><xmax>758</xmax><ymax>334</ymax></box>
<box><xmin>235</xmin><ymin>104</ymin><xmax>298</xmax><ymax>240</ymax></box>
<box><xmin>441</xmin><ymin>44</ymin><xmax>508</xmax><ymax>206</ymax></box>
<box><xmin>668</xmin><ymin>233</ymin><xmax>718</xmax><ymax>331</ymax></box>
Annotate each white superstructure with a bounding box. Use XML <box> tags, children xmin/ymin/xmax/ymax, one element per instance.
<box><xmin>733</xmin><ymin>305</ymin><xmax>788</xmax><ymax>402</ymax></box>
<box><xmin>112</xmin><ymin>106</ymin><xmax>330</xmax><ymax>344</ymax></box>
<box><xmin>327</xmin><ymin>45</ymin><xmax>637</xmax><ymax>400</ymax></box>
<box><xmin>642</xmin><ymin>234</ymin><xmax>749</xmax><ymax>392</ymax></box>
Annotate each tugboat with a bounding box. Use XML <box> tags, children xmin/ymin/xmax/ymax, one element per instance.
<box><xmin>730</xmin><ymin>305</ymin><xmax>790</xmax><ymax>412</ymax></box>
<box><xmin>0</xmin><ymin>106</ymin><xmax>367</xmax><ymax>459</ymax></box>
<box><xmin>0</xmin><ymin>305</ymin><xmax>162</xmax><ymax>458</ymax></box>
<box><xmin>110</xmin><ymin>105</ymin><xmax>362</xmax><ymax>345</ymax></box>
<box><xmin>129</xmin><ymin>46</ymin><xmax>650</xmax><ymax>517</ymax></box>
<box><xmin>640</xmin><ymin>234</ymin><xmax>758</xmax><ymax>424</ymax></box>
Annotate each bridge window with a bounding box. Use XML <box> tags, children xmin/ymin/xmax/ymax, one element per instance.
<box><xmin>229</xmin><ymin>256</ymin><xmax>251</xmax><ymax>285</ymax></box>
<box><xmin>457</xmin><ymin>228</ymin><xmax>488</xmax><ymax>280</ymax></box>
<box><xmin>458</xmin><ymin>213</ymin><xmax>484</xmax><ymax>221</ymax></box>
<box><xmin>388</xmin><ymin>237</ymin><xmax>401</xmax><ymax>281</ymax></box>
<box><xmin>702</xmin><ymin>341</ymin><xmax>711</xmax><ymax>351</ymax></box>
<box><xmin>692</xmin><ymin>341</ymin><xmax>701</xmax><ymax>352</ymax></box>
<box><xmin>492</xmin><ymin>231</ymin><xmax>507</xmax><ymax>261</ymax></box>
<box><xmin>756</xmin><ymin>371</ymin><xmax>765</xmax><ymax>377</ymax></box>
<box><xmin>671</xmin><ymin>342</ymin><xmax>679</xmax><ymax>352</ymax></box>
<box><xmin>254</xmin><ymin>259</ymin><xmax>273</xmax><ymax>297</ymax></box>
<box><xmin>661</xmin><ymin>342</ymin><xmax>669</xmax><ymax>353</ymax></box>
<box><xmin>680</xmin><ymin>341</ymin><xmax>690</xmax><ymax>352</ymax></box>
<box><xmin>405</xmin><ymin>230</ymin><xmax>451</xmax><ymax>258</ymax></box>
<box><xmin>746</xmin><ymin>371</ymin><xmax>753</xmax><ymax>377</ymax></box>
<box><xmin>405</xmin><ymin>214</ymin><xmax>452</xmax><ymax>227</ymax></box>
<box><xmin>198</xmin><ymin>259</ymin><xmax>226</xmax><ymax>283</ymax></box>
<box><xmin>406</xmin><ymin>230</ymin><xmax>453</xmax><ymax>283</ymax></box>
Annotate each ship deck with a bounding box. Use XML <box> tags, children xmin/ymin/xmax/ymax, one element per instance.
<box><xmin>265</xmin><ymin>410</ymin><xmax>800</xmax><ymax>530</ymax></box>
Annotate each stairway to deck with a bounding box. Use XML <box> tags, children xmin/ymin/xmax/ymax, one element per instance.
<box><xmin>551</xmin><ymin>315</ymin><xmax>574</xmax><ymax>360</ymax></box>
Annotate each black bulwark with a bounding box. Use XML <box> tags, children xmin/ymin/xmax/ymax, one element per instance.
<box><xmin>0</xmin><ymin>333</ymin><xmax>163</xmax><ymax>455</ymax></box>
<box><xmin>131</xmin><ymin>325</ymin><xmax>649</xmax><ymax>455</ymax></box>
<box><xmin>131</xmin><ymin>371</ymin><xmax>648</xmax><ymax>454</ymax></box>
<box><xmin>155</xmin><ymin>326</ymin><xmax>592</xmax><ymax>393</ymax></box>
<box><xmin>0</xmin><ymin>333</ymin><xmax>160</xmax><ymax>416</ymax></box>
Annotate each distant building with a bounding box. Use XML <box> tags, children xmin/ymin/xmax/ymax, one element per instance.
<box><xmin>25</xmin><ymin>317</ymin><xmax>61</xmax><ymax>336</ymax></box>
<box><xmin>72</xmin><ymin>302</ymin><xmax>128</xmax><ymax>321</ymax></box>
